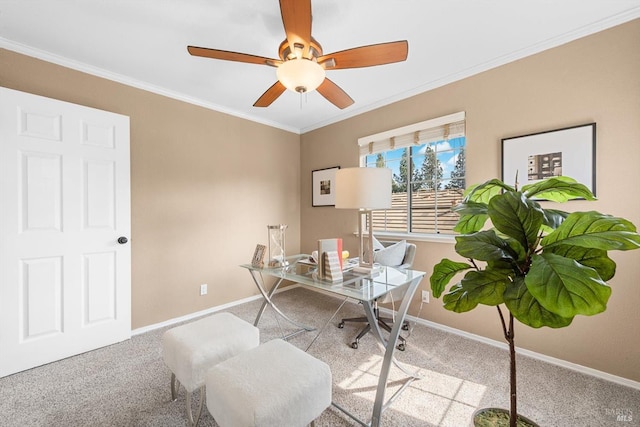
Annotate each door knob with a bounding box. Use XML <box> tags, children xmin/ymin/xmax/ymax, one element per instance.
<box><xmin>117</xmin><ymin>236</ymin><xmax>128</xmax><ymax>244</ymax></box>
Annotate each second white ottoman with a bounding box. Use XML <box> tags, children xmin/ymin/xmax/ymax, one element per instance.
<box><xmin>162</xmin><ymin>312</ymin><xmax>259</xmax><ymax>426</ymax></box>
<box><xmin>206</xmin><ymin>338</ymin><xmax>332</xmax><ymax>427</ymax></box>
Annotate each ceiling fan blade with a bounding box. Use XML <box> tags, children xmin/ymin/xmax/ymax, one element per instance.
<box><xmin>188</xmin><ymin>46</ymin><xmax>281</xmax><ymax>67</ymax></box>
<box><xmin>253</xmin><ymin>81</ymin><xmax>287</xmax><ymax>107</ymax></box>
<box><xmin>318</xmin><ymin>40</ymin><xmax>408</xmax><ymax>70</ymax></box>
<box><xmin>317</xmin><ymin>78</ymin><xmax>354</xmax><ymax>109</ymax></box>
<box><xmin>279</xmin><ymin>0</ymin><xmax>312</xmax><ymax>57</ymax></box>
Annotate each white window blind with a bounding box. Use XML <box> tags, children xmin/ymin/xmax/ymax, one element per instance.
<box><xmin>358</xmin><ymin>111</ymin><xmax>465</xmax><ymax>157</ymax></box>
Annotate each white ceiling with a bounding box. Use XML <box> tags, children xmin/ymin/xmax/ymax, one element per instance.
<box><xmin>1</xmin><ymin>1</ymin><xmax>639</xmax><ymax>134</ymax></box>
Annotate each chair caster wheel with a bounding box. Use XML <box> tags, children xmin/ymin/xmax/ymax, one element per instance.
<box><xmin>402</xmin><ymin>323</ymin><xmax>409</xmax><ymax>331</ymax></box>
<box><xmin>397</xmin><ymin>343</ymin><xmax>405</xmax><ymax>351</ymax></box>
<box><xmin>338</xmin><ymin>322</ymin><xmax>344</xmax><ymax>329</ymax></box>
<box><xmin>351</xmin><ymin>342</ymin><xmax>359</xmax><ymax>349</ymax></box>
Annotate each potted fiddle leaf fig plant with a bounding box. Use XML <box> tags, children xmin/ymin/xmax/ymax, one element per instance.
<box><xmin>430</xmin><ymin>176</ymin><xmax>640</xmax><ymax>427</ymax></box>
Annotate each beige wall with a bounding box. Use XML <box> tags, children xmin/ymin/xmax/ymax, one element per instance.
<box><xmin>0</xmin><ymin>49</ymin><xmax>301</xmax><ymax>329</ymax></box>
<box><xmin>301</xmin><ymin>19</ymin><xmax>640</xmax><ymax>381</ymax></box>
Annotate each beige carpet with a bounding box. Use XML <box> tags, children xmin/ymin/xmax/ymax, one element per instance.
<box><xmin>1</xmin><ymin>287</ymin><xmax>638</xmax><ymax>426</ymax></box>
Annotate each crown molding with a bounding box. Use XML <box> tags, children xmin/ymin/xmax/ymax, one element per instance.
<box><xmin>2</xmin><ymin>7</ymin><xmax>639</xmax><ymax>136</ymax></box>
<box><xmin>0</xmin><ymin>38</ymin><xmax>300</xmax><ymax>135</ymax></box>
<box><xmin>299</xmin><ymin>8</ymin><xmax>640</xmax><ymax>133</ymax></box>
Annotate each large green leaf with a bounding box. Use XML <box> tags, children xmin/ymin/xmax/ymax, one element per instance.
<box><xmin>443</xmin><ymin>283</ymin><xmax>479</xmax><ymax>313</ymax></box>
<box><xmin>463</xmin><ymin>179</ymin><xmax>514</xmax><ymax>204</ymax></box>
<box><xmin>452</xmin><ymin>201</ymin><xmax>488</xmax><ymax>215</ymax></box>
<box><xmin>504</xmin><ymin>236</ymin><xmax>527</xmax><ymax>265</ymax></box>
<box><xmin>522</xmin><ymin>176</ymin><xmax>596</xmax><ymax>202</ymax></box>
<box><xmin>542</xmin><ymin>211</ymin><xmax>640</xmax><ymax>251</ymax></box>
<box><xmin>504</xmin><ymin>277</ymin><xmax>574</xmax><ymax>328</ymax></box>
<box><xmin>455</xmin><ymin>230</ymin><xmax>519</xmax><ymax>262</ymax></box>
<box><xmin>484</xmin><ymin>237</ymin><xmax>527</xmax><ymax>272</ymax></box>
<box><xmin>544</xmin><ymin>245</ymin><xmax>616</xmax><ymax>281</ymax></box>
<box><xmin>453</xmin><ymin>201</ymin><xmax>490</xmax><ymax>233</ymax></box>
<box><xmin>525</xmin><ymin>253</ymin><xmax>611</xmax><ymax>317</ymax></box>
<box><xmin>488</xmin><ymin>258</ymin><xmax>518</xmax><ymax>272</ymax></box>
<box><xmin>454</xmin><ymin>214</ymin><xmax>489</xmax><ymax>234</ymax></box>
<box><xmin>488</xmin><ymin>192</ymin><xmax>544</xmax><ymax>251</ymax></box>
<box><xmin>541</xmin><ymin>208</ymin><xmax>569</xmax><ymax>231</ymax></box>
<box><xmin>457</xmin><ymin>268</ymin><xmax>510</xmax><ymax>306</ymax></box>
<box><xmin>431</xmin><ymin>259</ymin><xmax>472</xmax><ymax>298</ymax></box>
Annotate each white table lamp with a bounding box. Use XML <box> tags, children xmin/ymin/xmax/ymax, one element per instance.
<box><xmin>335</xmin><ymin>167</ymin><xmax>392</xmax><ymax>271</ymax></box>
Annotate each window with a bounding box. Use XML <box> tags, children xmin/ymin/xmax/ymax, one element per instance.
<box><xmin>358</xmin><ymin>112</ymin><xmax>466</xmax><ymax>236</ymax></box>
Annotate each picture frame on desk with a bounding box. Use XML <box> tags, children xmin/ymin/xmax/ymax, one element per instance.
<box><xmin>251</xmin><ymin>244</ymin><xmax>266</xmax><ymax>268</ymax></box>
<box><xmin>312</xmin><ymin>166</ymin><xmax>340</xmax><ymax>207</ymax></box>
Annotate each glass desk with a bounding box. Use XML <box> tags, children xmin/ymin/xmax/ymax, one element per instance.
<box><xmin>240</xmin><ymin>254</ymin><xmax>426</xmax><ymax>427</ymax></box>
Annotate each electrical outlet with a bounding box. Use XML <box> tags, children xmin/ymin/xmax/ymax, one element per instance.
<box><xmin>421</xmin><ymin>290</ymin><xmax>429</xmax><ymax>303</ymax></box>
<box><xmin>200</xmin><ymin>284</ymin><xmax>208</xmax><ymax>296</ymax></box>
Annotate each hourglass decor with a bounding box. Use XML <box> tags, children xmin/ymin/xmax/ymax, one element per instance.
<box><xmin>267</xmin><ymin>224</ymin><xmax>288</xmax><ymax>267</ymax></box>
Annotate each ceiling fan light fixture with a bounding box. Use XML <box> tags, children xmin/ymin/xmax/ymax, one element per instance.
<box><xmin>276</xmin><ymin>58</ymin><xmax>326</xmax><ymax>93</ymax></box>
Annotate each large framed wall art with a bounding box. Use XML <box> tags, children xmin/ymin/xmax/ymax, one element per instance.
<box><xmin>502</xmin><ymin>123</ymin><xmax>596</xmax><ymax>196</ymax></box>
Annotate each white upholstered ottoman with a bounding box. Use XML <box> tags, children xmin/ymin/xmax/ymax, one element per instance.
<box><xmin>162</xmin><ymin>312</ymin><xmax>259</xmax><ymax>426</ymax></box>
<box><xmin>206</xmin><ymin>339</ymin><xmax>332</xmax><ymax>427</ymax></box>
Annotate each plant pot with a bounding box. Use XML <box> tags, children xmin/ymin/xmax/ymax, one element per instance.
<box><xmin>471</xmin><ymin>407</ymin><xmax>539</xmax><ymax>427</ymax></box>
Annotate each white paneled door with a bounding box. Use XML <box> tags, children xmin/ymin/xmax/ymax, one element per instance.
<box><xmin>0</xmin><ymin>87</ymin><xmax>131</xmax><ymax>377</ymax></box>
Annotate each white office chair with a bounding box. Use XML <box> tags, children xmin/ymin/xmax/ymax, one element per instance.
<box><xmin>338</xmin><ymin>241</ymin><xmax>416</xmax><ymax>351</ymax></box>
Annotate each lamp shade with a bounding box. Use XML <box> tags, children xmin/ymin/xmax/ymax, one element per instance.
<box><xmin>276</xmin><ymin>59</ymin><xmax>326</xmax><ymax>93</ymax></box>
<box><xmin>335</xmin><ymin>167</ymin><xmax>392</xmax><ymax>210</ymax></box>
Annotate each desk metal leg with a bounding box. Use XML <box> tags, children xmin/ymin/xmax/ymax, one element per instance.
<box><xmin>248</xmin><ymin>270</ymin><xmax>315</xmax><ymax>334</ymax></box>
<box><xmin>305</xmin><ymin>297</ymin><xmax>349</xmax><ymax>353</ymax></box>
<box><xmin>362</xmin><ymin>276</ymin><xmax>423</xmax><ymax>427</ymax></box>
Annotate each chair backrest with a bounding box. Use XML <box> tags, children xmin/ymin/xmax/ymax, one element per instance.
<box><xmin>401</xmin><ymin>243</ymin><xmax>416</xmax><ymax>268</ymax></box>
<box><xmin>379</xmin><ymin>241</ymin><xmax>416</xmax><ymax>269</ymax></box>
<box><xmin>377</xmin><ymin>241</ymin><xmax>417</xmax><ymax>304</ymax></box>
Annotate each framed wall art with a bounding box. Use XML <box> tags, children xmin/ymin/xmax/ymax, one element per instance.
<box><xmin>312</xmin><ymin>166</ymin><xmax>340</xmax><ymax>207</ymax></box>
<box><xmin>502</xmin><ymin>123</ymin><xmax>596</xmax><ymax>196</ymax></box>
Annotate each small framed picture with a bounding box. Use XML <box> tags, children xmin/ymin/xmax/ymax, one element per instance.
<box><xmin>312</xmin><ymin>166</ymin><xmax>340</xmax><ymax>207</ymax></box>
<box><xmin>251</xmin><ymin>244</ymin><xmax>266</xmax><ymax>268</ymax></box>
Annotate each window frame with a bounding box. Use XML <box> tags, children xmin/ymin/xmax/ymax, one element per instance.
<box><xmin>358</xmin><ymin>112</ymin><xmax>466</xmax><ymax>241</ymax></box>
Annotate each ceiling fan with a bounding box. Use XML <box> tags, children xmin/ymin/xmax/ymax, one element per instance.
<box><xmin>187</xmin><ymin>0</ymin><xmax>408</xmax><ymax>109</ymax></box>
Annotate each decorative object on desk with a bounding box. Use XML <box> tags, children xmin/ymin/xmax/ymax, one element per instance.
<box><xmin>312</xmin><ymin>166</ymin><xmax>340</xmax><ymax>207</ymax></box>
<box><xmin>251</xmin><ymin>244</ymin><xmax>266</xmax><ymax>268</ymax></box>
<box><xmin>267</xmin><ymin>224</ymin><xmax>288</xmax><ymax>267</ymax></box>
<box><xmin>335</xmin><ymin>167</ymin><xmax>392</xmax><ymax>272</ymax></box>
<box><xmin>322</xmin><ymin>251</ymin><xmax>343</xmax><ymax>282</ymax></box>
<box><xmin>502</xmin><ymin>123</ymin><xmax>596</xmax><ymax>197</ymax></box>
<box><xmin>297</xmin><ymin>257</ymin><xmax>316</xmax><ymax>266</ymax></box>
<box><xmin>430</xmin><ymin>176</ymin><xmax>640</xmax><ymax>427</ymax></box>
<box><xmin>317</xmin><ymin>238</ymin><xmax>342</xmax><ymax>278</ymax></box>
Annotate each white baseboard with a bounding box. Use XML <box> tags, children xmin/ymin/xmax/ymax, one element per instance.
<box><xmin>132</xmin><ymin>285</ymin><xmax>307</xmax><ymax>336</ymax></box>
<box><xmin>377</xmin><ymin>306</ymin><xmax>640</xmax><ymax>391</ymax></box>
<box><xmin>132</xmin><ymin>293</ymin><xmax>263</xmax><ymax>336</ymax></box>
<box><xmin>133</xmin><ymin>285</ymin><xmax>639</xmax><ymax>391</ymax></box>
